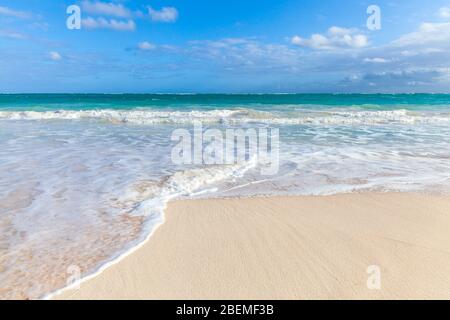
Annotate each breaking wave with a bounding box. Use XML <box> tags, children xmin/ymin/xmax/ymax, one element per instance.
<box><xmin>1</xmin><ymin>108</ymin><xmax>450</xmax><ymax>125</ymax></box>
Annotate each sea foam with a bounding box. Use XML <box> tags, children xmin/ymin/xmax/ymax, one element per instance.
<box><xmin>1</xmin><ymin>108</ymin><xmax>450</xmax><ymax>125</ymax></box>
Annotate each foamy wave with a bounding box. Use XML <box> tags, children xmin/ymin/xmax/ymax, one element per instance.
<box><xmin>0</xmin><ymin>109</ymin><xmax>245</xmax><ymax>124</ymax></box>
<box><xmin>1</xmin><ymin>108</ymin><xmax>450</xmax><ymax>125</ymax></box>
<box><xmin>125</xmin><ymin>157</ymin><xmax>258</xmax><ymax>216</ymax></box>
<box><xmin>43</xmin><ymin>158</ymin><xmax>257</xmax><ymax>300</ymax></box>
<box><xmin>256</xmin><ymin>109</ymin><xmax>450</xmax><ymax>125</ymax></box>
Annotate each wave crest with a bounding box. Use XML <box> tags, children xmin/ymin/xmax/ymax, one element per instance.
<box><xmin>1</xmin><ymin>108</ymin><xmax>450</xmax><ymax>125</ymax></box>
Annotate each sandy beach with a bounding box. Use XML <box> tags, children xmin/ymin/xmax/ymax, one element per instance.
<box><xmin>55</xmin><ymin>193</ymin><xmax>450</xmax><ymax>300</ymax></box>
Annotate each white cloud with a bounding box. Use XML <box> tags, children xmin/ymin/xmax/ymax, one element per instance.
<box><xmin>391</xmin><ymin>22</ymin><xmax>450</xmax><ymax>47</ymax></box>
<box><xmin>138</xmin><ymin>41</ymin><xmax>156</xmax><ymax>50</ymax></box>
<box><xmin>400</xmin><ymin>50</ymin><xmax>417</xmax><ymax>57</ymax></box>
<box><xmin>148</xmin><ymin>6</ymin><xmax>178</xmax><ymax>23</ymax></box>
<box><xmin>438</xmin><ymin>7</ymin><xmax>450</xmax><ymax>18</ymax></box>
<box><xmin>82</xmin><ymin>17</ymin><xmax>136</xmax><ymax>31</ymax></box>
<box><xmin>0</xmin><ymin>6</ymin><xmax>30</xmax><ymax>19</ymax></box>
<box><xmin>400</xmin><ymin>48</ymin><xmax>443</xmax><ymax>57</ymax></box>
<box><xmin>81</xmin><ymin>1</ymin><xmax>131</xmax><ymax>18</ymax></box>
<box><xmin>49</xmin><ymin>51</ymin><xmax>62</xmax><ymax>61</ymax></box>
<box><xmin>364</xmin><ymin>57</ymin><xmax>389</xmax><ymax>63</ymax></box>
<box><xmin>188</xmin><ymin>38</ymin><xmax>301</xmax><ymax>72</ymax></box>
<box><xmin>291</xmin><ymin>26</ymin><xmax>368</xmax><ymax>50</ymax></box>
<box><xmin>0</xmin><ymin>30</ymin><xmax>27</xmax><ymax>39</ymax></box>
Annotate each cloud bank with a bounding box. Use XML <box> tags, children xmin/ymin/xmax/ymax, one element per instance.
<box><xmin>291</xmin><ymin>27</ymin><xmax>368</xmax><ymax>50</ymax></box>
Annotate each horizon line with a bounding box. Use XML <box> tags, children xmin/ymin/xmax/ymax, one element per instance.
<box><xmin>1</xmin><ymin>92</ymin><xmax>450</xmax><ymax>95</ymax></box>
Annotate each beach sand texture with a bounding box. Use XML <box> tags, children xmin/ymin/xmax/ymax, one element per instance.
<box><xmin>56</xmin><ymin>193</ymin><xmax>450</xmax><ymax>300</ymax></box>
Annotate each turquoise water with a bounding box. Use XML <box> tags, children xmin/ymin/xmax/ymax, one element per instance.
<box><xmin>1</xmin><ymin>93</ymin><xmax>450</xmax><ymax>299</ymax></box>
<box><xmin>1</xmin><ymin>93</ymin><xmax>450</xmax><ymax>111</ymax></box>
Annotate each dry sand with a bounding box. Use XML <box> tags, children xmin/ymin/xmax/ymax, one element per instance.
<box><xmin>56</xmin><ymin>193</ymin><xmax>450</xmax><ymax>300</ymax></box>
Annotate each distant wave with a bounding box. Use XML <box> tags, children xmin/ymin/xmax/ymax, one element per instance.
<box><xmin>1</xmin><ymin>108</ymin><xmax>450</xmax><ymax>125</ymax></box>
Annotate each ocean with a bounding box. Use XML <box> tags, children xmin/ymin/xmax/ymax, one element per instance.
<box><xmin>1</xmin><ymin>93</ymin><xmax>450</xmax><ymax>299</ymax></box>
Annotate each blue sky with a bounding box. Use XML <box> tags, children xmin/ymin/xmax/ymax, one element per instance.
<box><xmin>1</xmin><ymin>0</ymin><xmax>450</xmax><ymax>93</ymax></box>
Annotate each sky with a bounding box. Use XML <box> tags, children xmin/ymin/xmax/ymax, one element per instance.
<box><xmin>1</xmin><ymin>0</ymin><xmax>450</xmax><ymax>93</ymax></box>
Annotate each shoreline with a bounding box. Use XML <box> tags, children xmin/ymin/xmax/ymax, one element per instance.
<box><xmin>55</xmin><ymin>192</ymin><xmax>450</xmax><ymax>300</ymax></box>
<box><xmin>42</xmin><ymin>206</ymin><xmax>166</xmax><ymax>300</ymax></box>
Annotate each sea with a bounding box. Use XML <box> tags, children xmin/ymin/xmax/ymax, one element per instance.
<box><xmin>1</xmin><ymin>93</ymin><xmax>450</xmax><ymax>299</ymax></box>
